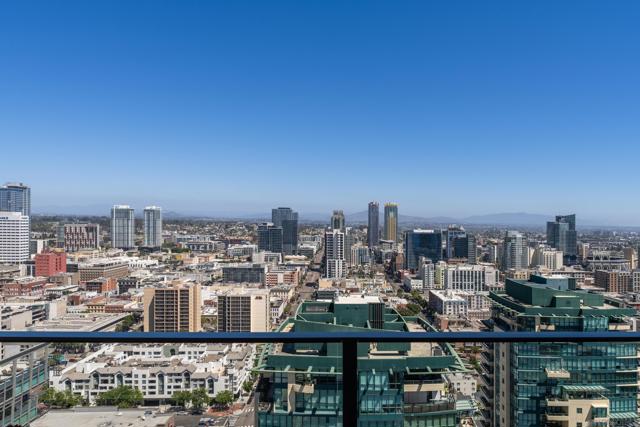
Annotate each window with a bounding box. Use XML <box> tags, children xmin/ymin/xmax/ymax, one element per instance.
<box><xmin>576</xmin><ymin>408</ymin><xmax>582</xmax><ymax>414</ymax></box>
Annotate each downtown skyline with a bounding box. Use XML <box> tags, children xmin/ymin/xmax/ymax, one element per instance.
<box><xmin>2</xmin><ymin>1</ymin><xmax>640</xmax><ymax>224</ymax></box>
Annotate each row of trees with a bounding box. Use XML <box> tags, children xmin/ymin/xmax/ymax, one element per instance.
<box><xmin>41</xmin><ymin>385</ymin><xmax>236</xmax><ymax>411</ymax></box>
<box><xmin>40</xmin><ymin>388</ymin><xmax>84</xmax><ymax>408</ymax></box>
<box><xmin>172</xmin><ymin>389</ymin><xmax>234</xmax><ymax>410</ymax></box>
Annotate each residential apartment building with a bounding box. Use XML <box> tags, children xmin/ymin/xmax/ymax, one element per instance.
<box><xmin>110</xmin><ymin>205</ymin><xmax>135</xmax><ymax>249</ymax></box>
<box><xmin>481</xmin><ymin>274</ymin><xmax>639</xmax><ymax>427</ymax></box>
<box><xmin>217</xmin><ymin>289</ymin><xmax>270</xmax><ymax>333</ymax></box>
<box><xmin>143</xmin><ymin>282</ymin><xmax>202</xmax><ymax>332</ymax></box>
<box><xmin>56</xmin><ymin>223</ymin><xmax>100</xmax><ymax>252</ymax></box>
<box><xmin>255</xmin><ymin>296</ymin><xmax>474</xmax><ymax>426</ymax></box>
<box><xmin>143</xmin><ymin>206</ymin><xmax>163</xmax><ymax>248</ymax></box>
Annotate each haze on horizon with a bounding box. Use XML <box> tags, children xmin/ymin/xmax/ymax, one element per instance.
<box><xmin>2</xmin><ymin>1</ymin><xmax>640</xmax><ymax>225</ymax></box>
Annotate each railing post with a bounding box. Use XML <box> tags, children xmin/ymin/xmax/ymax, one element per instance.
<box><xmin>342</xmin><ymin>339</ymin><xmax>358</xmax><ymax>427</ymax></box>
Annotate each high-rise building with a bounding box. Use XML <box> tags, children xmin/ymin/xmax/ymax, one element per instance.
<box><xmin>34</xmin><ymin>250</ymin><xmax>66</xmax><ymax>277</ymax></box>
<box><xmin>143</xmin><ymin>282</ymin><xmax>201</xmax><ymax>332</ymax></box>
<box><xmin>256</xmin><ymin>296</ymin><xmax>474</xmax><ymax>427</ymax></box>
<box><xmin>404</xmin><ymin>229</ymin><xmax>442</xmax><ymax>270</ymax></box>
<box><xmin>57</xmin><ymin>223</ymin><xmax>100</xmax><ymax>252</ymax></box>
<box><xmin>546</xmin><ymin>214</ymin><xmax>577</xmax><ymax>265</ymax></box>
<box><xmin>325</xmin><ymin>229</ymin><xmax>346</xmax><ymax>278</ymax></box>
<box><xmin>110</xmin><ymin>205</ymin><xmax>135</xmax><ymax>249</ymax></box>
<box><xmin>466</xmin><ymin>234</ymin><xmax>478</xmax><ymax>264</ymax></box>
<box><xmin>501</xmin><ymin>230</ymin><xmax>528</xmax><ymax>270</ymax></box>
<box><xmin>257</xmin><ymin>222</ymin><xmax>283</xmax><ymax>253</ymax></box>
<box><xmin>272</xmin><ymin>207</ymin><xmax>298</xmax><ymax>255</ymax></box>
<box><xmin>330</xmin><ymin>210</ymin><xmax>345</xmax><ymax>231</ymax></box>
<box><xmin>383</xmin><ymin>203</ymin><xmax>398</xmax><ymax>242</ymax></box>
<box><xmin>444</xmin><ymin>225</ymin><xmax>466</xmax><ymax>259</ymax></box>
<box><xmin>623</xmin><ymin>247</ymin><xmax>638</xmax><ymax>270</ymax></box>
<box><xmin>482</xmin><ymin>274</ymin><xmax>639</xmax><ymax>427</ymax></box>
<box><xmin>143</xmin><ymin>206</ymin><xmax>163</xmax><ymax>248</ymax></box>
<box><xmin>367</xmin><ymin>201</ymin><xmax>379</xmax><ymax>248</ymax></box>
<box><xmin>0</xmin><ymin>211</ymin><xmax>30</xmax><ymax>263</ymax></box>
<box><xmin>217</xmin><ymin>289</ymin><xmax>270</xmax><ymax>332</ymax></box>
<box><xmin>0</xmin><ymin>182</ymin><xmax>31</xmax><ymax>217</ymax></box>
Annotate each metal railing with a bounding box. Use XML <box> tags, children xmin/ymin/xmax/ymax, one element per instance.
<box><xmin>2</xmin><ymin>330</ymin><xmax>640</xmax><ymax>426</ymax></box>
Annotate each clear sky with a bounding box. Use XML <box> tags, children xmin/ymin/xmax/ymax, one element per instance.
<box><xmin>1</xmin><ymin>1</ymin><xmax>640</xmax><ymax>224</ymax></box>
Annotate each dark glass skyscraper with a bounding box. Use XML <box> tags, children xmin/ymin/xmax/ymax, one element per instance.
<box><xmin>330</xmin><ymin>210</ymin><xmax>345</xmax><ymax>231</ymax></box>
<box><xmin>546</xmin><ymin>214</ymin><xmax>577</xmax><ymax>265</ymax></box>
<box><xmin>403</xmin><ymin>229</ymin><xmax>442</xmax><ymax>270</ymax></box>
<box><xmin>367</xmin><ymin>202</ymin><xmax>379</xmax><ymax>248</ymax></box>
<box><xmin>257</xmin><ymin>222</ymin><xmax>283</xmax><ymax>253</ymax></box>
<box><xmin>272</xmin><ymin>207</ymin><xmax>298</xmax><ymax>255</ymax></box>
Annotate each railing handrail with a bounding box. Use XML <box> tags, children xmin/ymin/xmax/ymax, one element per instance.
<box><xmin>2</xmin><ymin>330</ymin><xmax>640</xmax><ymax>343</ymax></box>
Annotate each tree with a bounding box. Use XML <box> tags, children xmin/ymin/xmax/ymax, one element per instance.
<box><xmin>213</xmin><ymin>390</ymin><xmax>234</xmax><ymax>407</ymax></box>
<box><xmin>40</xmin><ymin>387</ymin><xmax>84</xmax><ymax>408</ymax></box>
<box><xmin>96</xmin><ymin>385</ymin><xmax>143</xmax><ymax>408</ymax></box>
<box><xmin>242</xmin><ymin>381</ymin><xmax>253</xmax><ymax>393</ymax></box>
<box><xmin>172</xmin><ymin>390</ymin><xmax>192</xmax><ymax>408</ymax></box>
<box><xmin>190</xmin><ymin>388</ymin><xmax>210</xmax><ymax>411</ymax></box>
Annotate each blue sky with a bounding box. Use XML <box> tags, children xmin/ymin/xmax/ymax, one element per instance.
<box><xmin>1</xmin><ymin>1</ymin><xmax>640</xmax><ymax>224</ymax></box>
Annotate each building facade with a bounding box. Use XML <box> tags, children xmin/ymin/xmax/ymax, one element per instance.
<box><xmin>272</xmin><ymin>207</ymin><xmax>298</xmax><ymax>255</ymax></box>
<box><xmin>325</xmin><ymin>229</ymin><xmax>346</xmax><ymax>279</ymax></box>
<box><xmin>546</xmin><ymin>214</ymin><xmax>578</xmax><ymax>265</ymax></box>
<box><xmin>34</xmin><ymin>250</ymin><xmax>67</xmax><ymax>277</ymax></box>
<box><xmin>218</xmin><ymin>289</ymin><xmax>270</xmax><ymax>332</ymax></box>
<box><xmin>482</xmin><ymin>275</ymin><xmax>639</xmax><ymax>427</ymax></box>
<box><xmin>143</xmin><ymin>206</ymin><xmax>163</xmax><ymax>248</ymax></box>
<box><xmin>367</xmin><ymin>201</ymin><xmax>379</xmax><ymax>248</ymax></box>
<box><xmin>110</xmin><ymin>205</ymin><xmax>135</xmax><ymax>249</ymax></box>
<box><xmin>404</xmin><ymin>229</ymin><xmax>442</xmax><ymax>270</ymax></box>
<box><xmin>57</xmin><ymin>223</ymin><xmax>100</xmax><ymax>252</ymax></box>
<box><xmin>383</xmin><ymin>202</ymin><xmax>398</xmax><ymax>242</ymax></box>
<box><xmin>0</xmin><ymin>211</ymin><xmax>30</xmax><ymax>263</ymax></box>
<box><xmin>255</xmin><ymin>296</ymin><xmax>474</xmax><ymax>427</ymax></box>
<box><xmin>257</xmin><ymin>223</ymin><xmax>283</xmax><ymax>254</ymax></box>
<box><xmin>143</xmin><ymin>282</ymin><xmax>202</xmax><ymax>332</ymax></box>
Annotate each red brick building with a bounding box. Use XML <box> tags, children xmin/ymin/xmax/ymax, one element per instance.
<box><xmin>85</xmin><ymin>277</ymin><xmax>117</xmax><ymax>294</ymax></box>
<box><xmin>3</xmin><ymin>278</ymin><xmax>47</xmax><ymax>297</ymax></box>
<box><xmin>35</xmin><ymin>250</ymin><xmax>67</xmax><ymax>277</ymax></box>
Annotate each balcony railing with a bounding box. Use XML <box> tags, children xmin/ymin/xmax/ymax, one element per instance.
<box><xmin>2</xmin><ymin>330</ymin><xmax>640</xmax><ymax>426</ymax></box>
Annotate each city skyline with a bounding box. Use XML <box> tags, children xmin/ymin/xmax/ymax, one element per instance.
<box><xmin>2</xmin><ymin>2</ymin><xmax>640</xmax><ymax>224</ymax></box>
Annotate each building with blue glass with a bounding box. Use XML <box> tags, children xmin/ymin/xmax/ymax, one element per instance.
<box><xmin>255</xmin><ymin>296</ymin><xmax>475</xmax><ymax>427</ymax></box>
<box><xmin>480</xmin><ymin>275</ymin><xmax>639</xmax><ymax>427</ymax></box>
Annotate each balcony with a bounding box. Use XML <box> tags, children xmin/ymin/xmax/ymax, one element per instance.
<box><xmin>2</xmin><ymin>330</ymin><xmax>640</xmax><ymax>426</ymax></box>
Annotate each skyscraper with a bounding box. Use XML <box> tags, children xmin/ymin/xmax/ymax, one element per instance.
<box><xmin>330</xmin><ymin>210</ymin><xmax>345</xmax><ymax>231</ymax></box>
<box><xmin>0</xmin><ymin>182</ymin><xmax>31</xmax><ymax>216</ymax></box>
<box><xmin>546</xmin><ymin>214</ymin><xmax>577</xmax><ymax>265</ymax></box>
<box><xmin>383</xmin><ymin>202</ymin><xmax>398</xmax><ymax>242</ymax></box>
<box><xmin>143</xmin><ymin>282</ymin><xmax>201</xmax><ymax>332</ymax></box>
<box><xmin>325</xmin><ymin>229</ymin><xmax>346</xmax><ymax>278</ymax></box>
<box><xmin>403</xmin><ymin>229</ymin><xmax>442</xmax><ymax>270</ymax></box>
<box><xmin>0</xmin><ymin>211</ymin><xmax>30</xmax><ymax>263</ymax></box>
<box><xmin>483</xmin><ymin>275</ymin><xmax>639</xmax><ymax>427</ymax></box>
<box><xmin>143</xmin><ymin>206</ymin><xmax>163</xmax><ymax>248</ymax></box>
<box><xmin>367</xmin><ymin>201</ymin><xmax>379</xmax><ymax>248</ymax></box>
<box><xmin>110</xmin><ymin>205</ymin><xmax>135</xmax><ymax>249</ymax></box>
<box><xmin>272</xmin><ymin>207</ymin><xmax>298</xmax><ymax>255</ymax></box>
<box><xmin>502</xmin><ymin>230</ymin><xmax>528</xmax><ymax>270</ymax></box>
<box><xmin>444</xmin><ymin>225</ymin><xmax>466</xmax><ymax>259</ymax></box>
<box><xmin>257</xmin><ymin>222</ymin><xmax>283</xmax><ymax>253</ymax></box>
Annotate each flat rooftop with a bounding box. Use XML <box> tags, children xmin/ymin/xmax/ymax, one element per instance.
<box><xmin>31</xmin><ymin>408</ymin><xmax>173</xmax><ymax>427</ymax></box>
